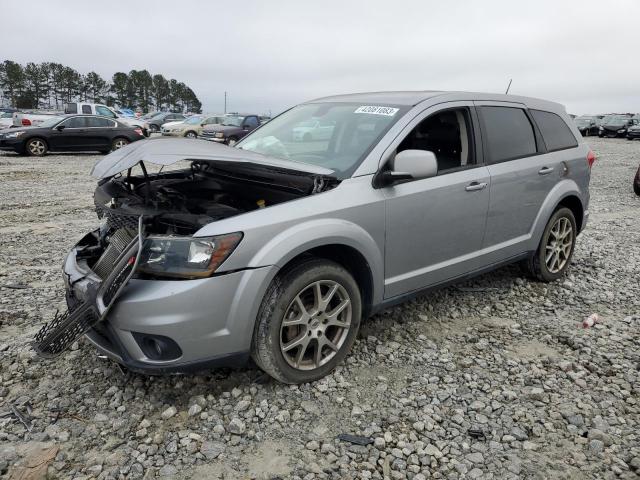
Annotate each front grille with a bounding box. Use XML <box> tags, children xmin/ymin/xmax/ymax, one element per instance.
<box><xmin>102</xmin><ymin>256</ymin><xmax>136</xmax><ymax>307</ymax></box>
<box><xmin>32</xmin><ymin>303</ymin><xmax>99</xmax><ymax>358</ymax></box>
<box><xmin>93</xmin><ymin>228</ymin><xmax>136</xmax><ymax>279</ymax></box>
<box><xmin>95</xmin><ymin>200</ymin><xmax>140</xmax><ymax>231</ymax></box>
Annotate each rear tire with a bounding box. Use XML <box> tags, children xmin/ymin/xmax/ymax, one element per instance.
<box><xmin>111</xmin><ymin>138</ymin><xmax>129</xmax><ymax>150</ymax></box>
<box><xmin>525</xmin><ymin>207</ymin><xmax>577</xmax><ymax>282</ymax></box>
<box><xmin>251</xmin><ymin>258</ymin><xmax>362</xmax><ymax>384</ymax></box>
<box><xmin>26</xmin><ymin>138</ymin><xmax>47</xmax><ymax>157</ymax></box>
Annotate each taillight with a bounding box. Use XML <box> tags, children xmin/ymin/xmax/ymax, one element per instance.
<box><xmin>134</xmin><ymin>128</ymin><xmax>143</xmax><ymax>136</ymax></box>
<box><xmin>21</xmin><ymin>118</ymin><xmax>31</xmax><ymax>126</ymax></box>
<box><xmin>587</xmin><ymin>150</ymin><xmax>596</xmax><ymax>168</ymax></box>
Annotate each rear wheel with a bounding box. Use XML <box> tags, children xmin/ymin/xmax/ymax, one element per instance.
<box><xmin>26</xmin><ymin>138</ymin><xmax>47</xmax><ymax>157</ymax></box>
<box><xmin>525</xmin><ymin>207</ymin><xmax>576</xmax><ymax>282</ymax></box>
<box><xmin>111</xmin><ymin>138</ymin><xmax>129</xmax><ymax>150</ymax></box>
<box><xmin>252</xmin><ymin>258</ymin><xmax>362</xmax><ymax>384</ymax></box>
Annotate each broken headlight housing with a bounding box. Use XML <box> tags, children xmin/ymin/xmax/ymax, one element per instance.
<box><xmin>136</xmin><ymin>232</ymin><xmax>242</xmax><ymax>279</ymax></box>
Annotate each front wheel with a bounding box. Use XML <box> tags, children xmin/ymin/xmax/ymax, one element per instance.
<box><xmin>26</xmin><ymin>138</ymin><xmax>47</xmax><ymax>156</ymax></box>
<box><xmin>185</xmin><ymin>131</ymin><xmax>197</xmax><ymax>139</ymax></box>
<box><xmin>525</xmin><ymin>207</ymin><xmax>577</xmax><ymax>282</ymax></box>
<box><xmin>252</xmin><ymin>258</ymin><xmax>362</xmax><ymax>384</ymax></box>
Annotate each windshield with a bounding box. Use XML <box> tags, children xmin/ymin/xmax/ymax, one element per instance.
<box><xmin>37</xmin><ymin>116</ymin><xmax>63</xmax><ymax>128</ymax></box>
<box><xmin>222</xmin><ymin>116</ymin><xmax>244</xmax><ymax>127</ymax></box>
<box><xmin>603</xmin><ymin>116</ymin><xmax>629</xmax><ymax>125</ymax></box>
<box><xmin>185</xmin><ymin>116</ymin><xmax>204</xmax><ymax>125</ymax></box>
<box><xmin>237</xmin><ymin>103</ymin><xmax>406</xmax><ymax>179</ymax></box>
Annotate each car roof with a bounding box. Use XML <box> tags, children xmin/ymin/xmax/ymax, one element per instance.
<box><xmin>306</xmin><ymin>90</ymin><xmax>566</xmax><ymax>112</ymax></box>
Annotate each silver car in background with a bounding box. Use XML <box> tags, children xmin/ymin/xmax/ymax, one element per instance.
<box><xmin>34</xmin><ymin>91</ymin><xmax>593</xmax><ymax>384</ymax></box>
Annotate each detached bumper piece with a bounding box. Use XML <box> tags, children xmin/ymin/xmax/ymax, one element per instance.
<box><xmin>32</xmin><ymin>222</ymin><xmax>142</xmax><ymax>358</ymax></box>
<box><xmin>32</xmin><ymin>304</ymin><xmax>99</xmax><ymax>358</ymax></box>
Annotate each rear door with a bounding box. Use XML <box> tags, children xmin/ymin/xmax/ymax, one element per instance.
<box><xmin>48</xmin><ymin>116</ymin><xmax>89</xmax><ymax>150</ymax></box>
<box><xmin>476</xmin><ymin>102</ymin><xmax>561</xmax><ymax>259</ymax></box>
<box><xmin>86</xmin><ymin>117</ymin><xmax>117</xmax><ymax>149</ymax></box>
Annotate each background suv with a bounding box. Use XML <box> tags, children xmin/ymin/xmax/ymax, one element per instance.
<box><xmin>35</xmin><ymin>91</ymin><xmax>592</xmax><ymax>385</ymax></box>
<box><xmin>146</xmin><ymin>112</ymin><xmax>186</xmax><ymax>133</ymax></box>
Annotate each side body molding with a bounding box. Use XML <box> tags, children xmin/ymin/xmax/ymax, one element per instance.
<box><xmin>248</xmin><ymin>218</ymin><xmax>385</xmax><ymax>306</ymax></box>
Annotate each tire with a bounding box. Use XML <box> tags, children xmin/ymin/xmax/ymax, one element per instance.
<box><xmin>111</xmin><ymin>138</ymin><xmax>129</xmax><ymax>151</ymax></box>
<box><xmin>25</xmin><ymin>138</ymin><xmax>47</xmax><ymax>157</ymax></box>
<box><xmin>227</xmin><ymin>136</ymin><xmax>238</xmax><ymax>146</ymax></box>
<box><xmin>525</xmin><ymin>207</ymin><xmax>577</xmax><ymax>282</ymax></box>
<box><xmin>251</xmin><ymin>258</ymin><xmax>362</xmax><ymax>384</ymax></box>
<box><xmin>633</xmin><ymin>164</ymin><xmax>640</xmax><ymax>196</ymax></box>
<box><xmin>185</xmin><ymin>131</ymin><xmax>197</xmax><ymax>139</ymax></box>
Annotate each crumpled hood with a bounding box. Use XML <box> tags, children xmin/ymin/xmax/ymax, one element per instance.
<box><xmin>90</xmin><ymin>137</ymin><xmax>336</xmax><ymax>179</ymax></box>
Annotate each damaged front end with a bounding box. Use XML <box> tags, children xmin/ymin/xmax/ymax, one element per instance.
<box><xmin>32</xmin><ymin>138</ymin><xmax>338</xmax><ymax>360</ymax></box>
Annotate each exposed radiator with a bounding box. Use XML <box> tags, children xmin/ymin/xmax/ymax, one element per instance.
<box><xmin>93</xmin><ymin>228</ymin><xmax>136</xmax><ymax>279</ymax></box>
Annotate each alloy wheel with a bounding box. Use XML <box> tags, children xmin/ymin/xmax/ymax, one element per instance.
<box><xmin>545</xmin><ymin>217</ymin><xmax>573</xmax><ymax>273</ymax></box>
<box><xmin>113</xmin><ymin>139</ymin><xmax>128</xmax><ymax>150</ymax></box>
<box><xmin>280</xmin><ymin>280</ymin><xmax>352</xmax><ymax>371</ymax></box>
<box><xmin>28</xmin><ymin>139</ymin><xmax>46</xmax><ymax>155</ymax></box>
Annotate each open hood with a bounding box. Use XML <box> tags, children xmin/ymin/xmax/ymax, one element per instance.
<box><xmin>91</xmin><ymin>137</ymin><xmax>336</xmax><ymax>179</ymax></box>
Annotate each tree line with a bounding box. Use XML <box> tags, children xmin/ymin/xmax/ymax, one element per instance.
<box><xmin>0</xmin><ymin>60</ymin><xmax>202</xmax><ymax>113</ymax></box>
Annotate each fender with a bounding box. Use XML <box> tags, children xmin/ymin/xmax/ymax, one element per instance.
<box><xmin>528</xmin><ymin>178</ymin><xmax>585</xmax><ymax>251</ymax></box>
<box><xmin>247</xmin><ymin>218</ymin><xmax>385</xmax><ymax>305</ymax></box>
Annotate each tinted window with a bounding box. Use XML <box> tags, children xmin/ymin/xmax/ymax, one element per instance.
<box><xmin>96</xmin><ymin>106</ymin><xmax>115</xmax><ymax>118</ymax></box>
<box><xmin>244</xmin><ymin>116</ymin><xmax>259</xmax><ymax>128</ymax></box>
<box><xmin>81</xmin><ymin>105</ymin><xmax>92</xmax><ymax>114</ymax></box>
<box><xmin>61</xmin><ymin>117</ymin><xmax>87</xmax><ymax>128</ymax></box>
<box><xmin>64</xmin><ymin>103</ymin><xmax>77</xmax><ymax>114</ymax></box>
<box><xmin>480</xmin><ymin>107</ymin><xmax>537</xmax><ymax>163</ymax></box>
<box><xmin>531</xmin><ymin>110</ymin><xmax>578</xmax><ymax>152</ymax></box>
<box><xmin>87</xmin><ymin>117</ymin><xmax>115</xmax><ymax>128</ymax></box>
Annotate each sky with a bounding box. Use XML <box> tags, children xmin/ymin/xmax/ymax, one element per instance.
<box><xmin>1</xmin><ymin>0</ymin><xmax>638</xmax><ymax>116</ymax></box>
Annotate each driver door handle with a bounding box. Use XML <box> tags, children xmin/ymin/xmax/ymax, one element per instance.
<box><xmin>465</xmin><ymin>181</ymin><xmax>488</xmax><ymax>192</ymax></box>
<box><xmin>538</xmin><ymin>166</ymin><xmax>554</xmax><ymax>175</ymax></box>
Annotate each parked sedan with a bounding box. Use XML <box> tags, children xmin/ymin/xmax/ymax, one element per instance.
<box><xmin>161</xmin><ymin>114</ymin><xmax>226</xmax><ymax>138</ymax></box>
<box><xmin>292</xmin><ymin>119</ymin><xmax>336</xmax><ymax>141</ymax></box>
<box><xmin>0</xmin><ymin>115</ymin><xmax>144</xmax><ymax>156</ymax></box>
<box><xmin>598</xmin><ymin>115</ymin><xmax>636</xmax><ymax>138</ymax></box>
<box><xmin>199</xmin><ymin>114</ymin><xmax>261</xmax><ymax>145</ymax></box>
<box><xmin>573</xmin><ymin>117</ymin><xmax>599</xmax><ymax>136</ymax></box>
<box><xmin>146</xmin><ymin>112</ymin><xmax>186</xmax><ymax>133</ymax></box>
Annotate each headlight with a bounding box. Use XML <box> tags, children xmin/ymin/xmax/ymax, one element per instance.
<box><xmin>136</xmin><ymin>232</ymin><xmax>242</xmax><ymax>279</ymax></box>
<box><xmin>5</xmin><ymin>131</ymin><xmax>25</xmax><ymax>139</ymax></box>
<box><xmin>214</xmin><ymin>132</ymin><xmax>224</xmax><ymax>138</ymax></box>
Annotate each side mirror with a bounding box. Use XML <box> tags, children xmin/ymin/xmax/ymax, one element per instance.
<box><xmin>56</xmin><ymin>125</ymin><xmax>65</xmax><ymax>131</ymax></box>
<box><xmin>375</xmin><ymin>150</ymin><xmax>438</xmax><ymax>187</ymax></box>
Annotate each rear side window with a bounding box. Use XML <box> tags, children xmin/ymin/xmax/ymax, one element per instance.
<box><xmin>81</xmin><ymin>105</ymin><xmax>92</xmax><ymax>114</ymax></box>
<box><xmin>479</xmin><ymin>106</ymin><xmax>537</xmax><ymax>163</ymax></box>
<box><xmin>87</xmin><ymin>117</ymin><xmax>115</xmax><ymax>128</ymax></box>
<box><xmin>531</xmin><ymin>109</ymin><xmax>578</xmax><ymax>152</ymax></box>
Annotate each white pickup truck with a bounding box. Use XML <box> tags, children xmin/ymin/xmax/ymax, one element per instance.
<box><xmin>12</xmin><ymin>110</ymin><xmax>63</xmax><ymax>127</ymax></box>
<box><xmin>64</xmin><ymin>103</ymin><xmax>149</xmax><ymax>136</ymax></box>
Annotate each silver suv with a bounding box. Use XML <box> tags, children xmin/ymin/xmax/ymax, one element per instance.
<box><xmin>34</xmin><ymin>91</ymin><xmax>593</xmax><ymax>384</ymax></box>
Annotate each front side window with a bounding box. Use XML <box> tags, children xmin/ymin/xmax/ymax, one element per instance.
<box><xmin>61</xmin><ymin>117</ymin><xmax>87</xmax><ymax>128</ymax></box>
<box><xmin>96</xmin><ymin>106</ymin><xmax>116</xmax><ymax>118</ymax></box>
<box><xmin>531</xmin><ymin>110</ymin><xmax>578</xmax><ymax>152</ymax></box>
<box><xmin>479</xmin><ymin>106</ymin><xmax>537</xmax><ymax>163</ymax></box>
<box><xmin>243</xmin><ymin>116</ymin><xmax>259</xmax><ymax>128</ymax></box>
<box><xmin>397</xmin><ymin>108</ymin><xmax>474</xmax><ymax>173</ymax></box>
<box><xmin>237</xmin><ymin>102</ymin><xmax>406</xmax><ymax>179</ymax></box>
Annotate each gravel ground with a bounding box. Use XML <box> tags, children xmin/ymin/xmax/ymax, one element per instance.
<box><xmin>0</xmin><ymin>137</ymin><xmax>639</xmax><ymax>480</ymax></box>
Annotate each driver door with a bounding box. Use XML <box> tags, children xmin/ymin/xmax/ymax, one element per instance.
<box><xmin>381</xmin><ymin>103</ymin><xmax>491</xmax><ymax>298</ymax></box>
<box><xmin>49</xmin><ymin>116</ymin><xmax>89</xmax><ymax>150</ymax></box>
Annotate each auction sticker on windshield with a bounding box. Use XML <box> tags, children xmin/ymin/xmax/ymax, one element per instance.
<box><xmin>354</xmin><ymin>106</ymin><xmax>399</xmax><ymax>116</ymax></box>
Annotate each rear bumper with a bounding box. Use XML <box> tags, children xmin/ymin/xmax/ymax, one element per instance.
<box><xmin>62</xmin><ymin>234</ymin><xmax>276</xmax><ymax>373</ymax></box>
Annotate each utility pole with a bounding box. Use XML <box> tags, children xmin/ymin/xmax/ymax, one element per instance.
<box><xmin>224</xmin><ymin>91</ymin><xmax>227</xmax><ymax>114</ymax></box>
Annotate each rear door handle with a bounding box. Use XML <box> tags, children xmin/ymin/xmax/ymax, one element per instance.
<box><xmin>465</xmin><ymin>181</ymin><xmax>488</xmax><ymax>192</ymax></box>
<box><xmin>538</xmin><ymin>166</ymin><xmax>554</xmax><ymax>175</ymax></box>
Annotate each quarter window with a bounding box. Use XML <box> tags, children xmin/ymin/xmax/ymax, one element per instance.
<box><xmin>531</xmin><ymin>109</ymin><xmax>579</xmax><ymax>152</ymax></box>
<box><xmin>397</xmin><ymin>108</ymin><xmax>474</xmax><ymax>173</ymax></box>
<box><xmin>479</xmin><ymin>106</ymin><xmax>537</xmax><ymax>163</ymax></box>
